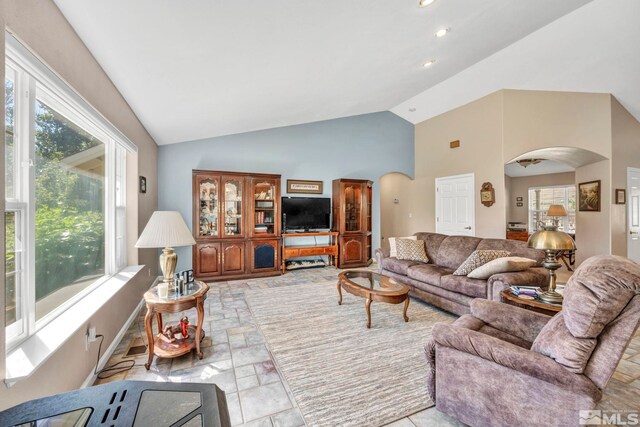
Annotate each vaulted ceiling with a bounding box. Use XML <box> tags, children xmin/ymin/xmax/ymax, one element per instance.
<box><xmin>52</xmin><ymin>0</ymin><xmax>593</xmax><ymax>145</ymax></box>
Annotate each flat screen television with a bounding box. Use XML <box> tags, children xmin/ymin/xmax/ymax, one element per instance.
<box><xmin>282</xmin><ymin>197</ymin><xmax>331</xmax><ymax>231</ymax></box>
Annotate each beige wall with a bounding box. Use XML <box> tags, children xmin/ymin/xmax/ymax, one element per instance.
<box><xmin>575</xmin><ymin>160</ymin><xmax>611</xmax><ymax>264</ymax></box>
<box><xmin>506</xmin><ymin>172</ymin><xmax>576</xmax><ymax>225</ymax></box>
<box><xmin>611</xmin><ymin>97</ymin><xmax>640</xmax><ymax>257</ymax></box>
<box><xmin>503</xmin><ymin>90</ymin><xmax>612</xmax><ymax>161</ymax></box>
<box><xmin>413</xmin><ymin>91</ymin><xmax>506</xmax><ymax>238</ymax></box>
<box><xmin>0</xmin><ymin>0</ymin><xmax>158</xmax><ymax>407</ymax></box>
<box><xmin>380</xmin><ymin>172</ymin><xmax>414</xmax><ymax>246</ymax></box>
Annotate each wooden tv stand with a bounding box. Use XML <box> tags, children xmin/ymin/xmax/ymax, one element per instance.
<box><xmin>281</xmin><ymin>231</ymin><xmax>339</xmax><ymax>273</ymax></box>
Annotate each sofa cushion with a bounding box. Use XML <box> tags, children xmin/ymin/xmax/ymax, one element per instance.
<box><xmin>453</xmin><ymin>250</ymin><xmax>510</xmax><ymax>276</ymax></box>
<box><xmin>531</xmin><ymin>314</ymin><xmax>597</xmax><ymax>374</ymax></box>
<box><xmin>467</xmin><ymin>256</ymin><xmax>537</xmax><ymax>280</ymax></box>
<box><xmin>396</xmin><ymin>238</ymin><xmax>429</xmax><ymax>263</ymax></box>
<box><xmin>435</xmin><ymin>236</ymin><xmax>482</xmax><ymax>270</ymax></box>
<box><xmin>407</xmin><ymin>264</ymin><xmax>453</xmax><ymax>286</ymax></box>
<box><xmin>476</xmin><ymin>239</ymin><xmax>545</xmax><ymax>265</ymax></box>
<box><xmin>388</xmin><ymin>235</ymin><xmax>417</xmax><ymax>257</ymax></box>
<box><xmin>381</xmin><ymin>257</ymin><xmax>421</xmax><ymax>275</ymax></box>
<box><xmin>441</xmin><ymin>274</ymin><xmax>487</xmax><ymax>298</ymax></box>
<box><xmin>563</xmin><ymin>255</ymin><xmax>640</xmax><ymax>338</ymax></box>
<box><xmin>414</xmin><ymin>232</ymin><xmax>448</xmax><ymax>265</ymax></box>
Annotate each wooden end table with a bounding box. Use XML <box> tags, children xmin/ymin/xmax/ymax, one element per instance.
<box><xmin>337</xmin><ymin>270</ymin><xmax>410</xmax><ymax>328</ymax></box>
<box><xmin>500</xmin><ymin>289</ymin><xmax>562</xmax><ymax>317</ymax></box>
<box><xmin>143</xmin><ymin>280</ymin><xmax>209</xmax><ymax>370</ymax></box>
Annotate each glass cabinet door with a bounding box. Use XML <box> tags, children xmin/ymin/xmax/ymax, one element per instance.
<box><xmin>252</xmin><ymin>179</ymin><xmax>277</xmax><ymax>236</ymax></box>
<box><xmin>223</xmin><ymin>177</ymin><xmax>244</xmax><ymax>237</ymax></box>
<box><xmin>197</xmin><ymin>177</ymin><xmax>219</xmax><ymax>238</ymax></box>
<box><xmin>343</xmin><ymin>183</ymin><xmax>362</xmax><ymax>232</ymax></box>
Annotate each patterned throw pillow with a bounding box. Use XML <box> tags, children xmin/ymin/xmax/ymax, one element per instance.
<box><xmin>453</xmin><ymin>250</ymin><xmax>510</xmax><ymax>276</ymax></box>
<box><xmin>388</xmin><ymin>236</ymin><xmax>417</xmax><ymax>257</ymax></box>
<box><xmin>396</xmin><ymin>238</ymin><xmax>429</xmax><ymax>263</ymax></box>
<box><xmin>467</xmin><ymin>256</ymin><xmax>537</xmax><ymax>279</ymax></box>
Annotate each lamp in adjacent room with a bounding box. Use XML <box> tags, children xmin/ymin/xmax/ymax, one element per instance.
<box><xmin>135</xmin><ymin>211</ymin><xmax>196</xmax><ymax>292</ymax></box>
<box><xmin>546</xmin><ymin>204</ymin><xmax>568</xmax><ymax>230</ymax></box>
<box><xmin>527</xmin><ymin>229</ymin><xmax>576</xmax><ymax>303</ymax></box>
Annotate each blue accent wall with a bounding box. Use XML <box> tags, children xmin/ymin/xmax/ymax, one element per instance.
<box><xmin>158</xmin><ymin>111</ymin><xmax>414</xmax><ymax>271</ymax></box>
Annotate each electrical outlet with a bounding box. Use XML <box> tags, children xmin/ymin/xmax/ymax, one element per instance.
<box><xmin>85</xmin><ymin>326</ymin><xmax>97</xmax><ymax>351</ymax></box>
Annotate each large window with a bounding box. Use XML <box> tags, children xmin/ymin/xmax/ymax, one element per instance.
<box><xmin>528</xmin><ymin>185</ymin><xmax>576</xmax><ymax>233</ymax></box>
<box><xmin>5</xmin><ymin>38</ymin><xmax>131</xmax><ymax>348</ymax></box>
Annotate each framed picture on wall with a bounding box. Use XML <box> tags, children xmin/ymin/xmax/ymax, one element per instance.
<box><xmin>287</xmin><ymin>179</ymin><xmax>323</xmax><ymax>194</ymax></box>
<box><xmin>578</xmin><ymin>180</ymin><xmax>601</xmax><ymax>212</ymax></box>
<box><xmin>139</xmin><ymin>176</ymin><xmax>147</xmax><ymax>194</ymax></box>
<box><xmin>615</xmin><ymin>189</ymin><xmax>626</xmax><ymax>204</ymax></box>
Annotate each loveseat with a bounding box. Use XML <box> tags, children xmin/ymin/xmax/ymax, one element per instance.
<box><xmin>375</xmin><ymin>232</ymin><xmax>547</xmax><ymax>315</ymax></box>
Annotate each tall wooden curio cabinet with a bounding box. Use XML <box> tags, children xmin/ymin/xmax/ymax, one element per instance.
<box><xmin>193</xmin><ymin>170</ymin><xmax>281</xmax><ymax>280</ymax></box>
<box><xmin>332</xmin><ymin>179</ymin><xmax>373</xmax><ymax>268</ymax></box>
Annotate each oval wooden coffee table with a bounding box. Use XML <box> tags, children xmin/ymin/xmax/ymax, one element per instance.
<box><xmin>337</xmin><ymin>270</ymin><xmax>410</xmax><ymax>328</ymax></box>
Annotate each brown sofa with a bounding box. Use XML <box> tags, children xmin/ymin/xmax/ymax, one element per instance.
<box><xmin>375</xmin><ymin>232</ymin><xmax>547</xmax><ymax>315</ymax></box>
<box><xmin>425</xmin><ymin>255</ymin><xmax>640</xmax><ymax>426</ymax></box>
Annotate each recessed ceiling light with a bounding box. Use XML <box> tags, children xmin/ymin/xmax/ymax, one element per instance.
<box><xmin>423</xmin><ymin>59</ymin><xmax>436</xmax><ymax>68</ymax></box>
<box><xmin>409</xmin><ymin>107</ymin><xmax>417</xmax><ymax>112</ymax></box>
<box><xmin>418</xmin><ymin>0</ymin><xmax>435</xmax><ymax>7</ymax></box>
<box><xmin>435</xmin><ymin>28</ymin><xmax>450</xmax><ymax>38</ymax></box>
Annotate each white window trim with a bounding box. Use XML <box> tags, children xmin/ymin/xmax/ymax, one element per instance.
<box><xmin>528</xmin><ymin>184</ymin><xmax>576</xmax><ymax>233</ymax></box>
<box><xmin>5</xmin><ymin>34</ymin><xmax>134</xmax><ymax>352</ymax></box>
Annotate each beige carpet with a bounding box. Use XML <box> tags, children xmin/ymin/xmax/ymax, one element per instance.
<box><xmin>245</xmin><ymin>281</ymin><xmax>455</xmax><ymax>427</ymax></box>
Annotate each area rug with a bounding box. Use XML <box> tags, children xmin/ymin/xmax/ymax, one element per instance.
<box><xmin>244</xmin><ymin>281</ymin><xmax>455</xmax><ymax>427</ymax></box>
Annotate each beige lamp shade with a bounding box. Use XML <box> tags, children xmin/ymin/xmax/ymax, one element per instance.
<box><xmin>135</xmin><ymin>211</ymin><xmax>196</xmax><ymax>248</ymax></box>
<box><xmin>546</xmin><ymin>204</ymin><xmax>568</xmax><ymax>217</ymax></box>
<box><xmin>528</xmin><ymin>229</ymin><xmax>576</xmax><ymax>251</ymax></box>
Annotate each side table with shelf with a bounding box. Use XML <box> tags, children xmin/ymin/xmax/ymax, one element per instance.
<box><xmin>143</xmin><ymin>280</ymin><xmax>209</xmax><ymax>369</ymax></box>
<box><xmin>499</xmin><ymin>289</ymin><xmax>562</xmax><ymax>317</ymax></box>
<box><xmin>281</xmin><ymin>231</ymin><xmax>339</xmax><ymax>273</ymax></box>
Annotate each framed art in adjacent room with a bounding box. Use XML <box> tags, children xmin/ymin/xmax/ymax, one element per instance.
<box><xmin>578</xmin><ymin>180</ymin><xmax>601</xmax><ymax>212</ymax></box>
<box><xmin>140</xmin><ymin>176</ymin><xmax>147</xmax><ymax>194</ymax></box>
<box><xmin>287</xmin><ymin>179</ymin><xmax>323</xmax><ymax>194</ymax></box>
<box><xmin>615</xmin><ymin>188</ymin><xmax>626</xmax><ymax>204</ymax></box>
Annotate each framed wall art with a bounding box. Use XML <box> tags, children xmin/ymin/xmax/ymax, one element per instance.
<box><xmin>578</xmin><ymin>180</ymin><xmax>601</xmax><ymax>212</ymax></box>
<box><xmin>287</xmin><ymin>179</ymin><xmax>323</xmax><ymax>194</ymax></box>
<box><xmin>139</xmin><ymin>176</ymin><xmax>147</xmax><ymax>194</ymax></box>
<box><xmin>615</xmin><ymin>189</ymin><xmax>626</xmax><ymax>205</ymax></box>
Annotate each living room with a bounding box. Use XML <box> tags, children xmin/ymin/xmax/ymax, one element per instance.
<box><xmin>0</xmin><ymin>1</ymin><xmax>639</xmax><ymax>426</ymax></box>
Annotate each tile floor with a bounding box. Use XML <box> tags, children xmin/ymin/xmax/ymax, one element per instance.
<box><xmin>94</xmin><ymin>265</ymin><xmax>640</xmax><ymax>427</ymax></box>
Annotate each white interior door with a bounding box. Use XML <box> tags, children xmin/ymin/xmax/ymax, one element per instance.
<box><xmin>628</xmin><ymin>167</ymin><xmax>640</xmax><ymax>262</ymax></box>
<box><xmin>436</xmin><ymin>173</ymin><xmax>475</xmax><ymax>236</ymax></box>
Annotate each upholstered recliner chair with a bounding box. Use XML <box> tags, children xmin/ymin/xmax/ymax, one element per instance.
<box><xmin>425</xmin><ymin>255</ymin><xmax>640</xmax><ymax>427</ymax></box>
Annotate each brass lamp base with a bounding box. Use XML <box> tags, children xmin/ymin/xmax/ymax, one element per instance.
<box><xmin>537</xmin><ymin>289</ymin><xmax>563</xmax><ymax>303</ymax></box>
<box><xmin>160</xmin><ymin>247</ymin><xmax>177</xmax><ymax>285</ymax></box>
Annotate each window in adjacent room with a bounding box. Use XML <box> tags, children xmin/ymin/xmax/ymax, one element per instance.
<box><xmin>4</xmin><ymin>36</ymin><xmax>133</xmax><ymax>349</ymax></box>
<box><xmin>528</xmin><ymin>185</ymin><xmax>576</xmax><ymax>233</ymax></box>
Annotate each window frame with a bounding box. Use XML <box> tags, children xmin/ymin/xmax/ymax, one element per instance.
<box><xmin>5</xmin><ymin>35</ymin><xmax>133</xmax><ymax>351</ymax></box>
<box><xmin>527</xmin><ymin>184</ymin><xmax>576</xmax><ymax>233</ymax></box>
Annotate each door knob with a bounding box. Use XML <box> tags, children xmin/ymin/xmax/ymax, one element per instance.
<box><xmin>631</xmin><ymin>231</ymin><xmax>639</xmax><ymax>235</ymax></box>
<box><xmin>464</xmin><ymin>226</ymin><xmax>472</xmax><ymax>230</ymax></box>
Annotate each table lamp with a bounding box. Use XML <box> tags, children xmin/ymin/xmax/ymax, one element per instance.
<box><xmin>136</xmin><ymin>211</ymin><xmax>196</xmax><ymax>290</ymax></box>
<box><xmin>546</xmin><ymin>204</ymin><xmax>568</xmax><ymax>230</ymax></box>
<box><xmin>527</xmin><ymin>229</ymin><xmax>576</xmax><ymax>303</ymax></box>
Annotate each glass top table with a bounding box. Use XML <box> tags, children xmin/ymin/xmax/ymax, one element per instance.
<box><xmin>337</xmin><ymin>270</ymin><xmax>410</xmax><ymax>328</ymax></box>
<box><xmin>150</xmin><ymin>281</ymin><xmax>204</xmax><ymax>301</ymax></box>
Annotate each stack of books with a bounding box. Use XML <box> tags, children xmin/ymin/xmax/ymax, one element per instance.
<box><xmin>254</xmin><ymin>224</ymin><xmax>268</xmax><ymax>234</ymax></box>
<box><xmin>510</xmin><ymin>286</ymin><xmax>542</xmax><ymax>297</ymax></box>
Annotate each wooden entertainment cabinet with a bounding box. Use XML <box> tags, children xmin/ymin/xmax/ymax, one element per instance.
<box><xmin>281</xmin><ymin>231</ymin><xmax>339</xmax><ymax>272</ymax></box>
<box><xmin>192</xmin><ymin>170</ymin><xmax>282</xmax><ymax>281</ymax></box>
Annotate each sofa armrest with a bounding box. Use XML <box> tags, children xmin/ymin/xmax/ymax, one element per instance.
<box><xmin>375</xmin><ymin>248</ymin><xmax>389</xmax><ymax>272</ymax></box>
<box><xmin>470</xmin><ymin>299</ymin><xmax>552</xmax><ymax>343</ymax></box>
<box><xmin>431</xmin><ymin>323</ymin><xmax>601</xmax><ymax>400</ymax></box>
<box><xmin>487</xmin><ymin>267</ymin><xmax>548</xmax><ymax>301</ymax></box>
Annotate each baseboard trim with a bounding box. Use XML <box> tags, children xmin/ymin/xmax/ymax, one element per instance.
<box><xmin>81</xmin><ymin>277</ymin><xmax>158</xmax><ymax>388</ymax></box>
